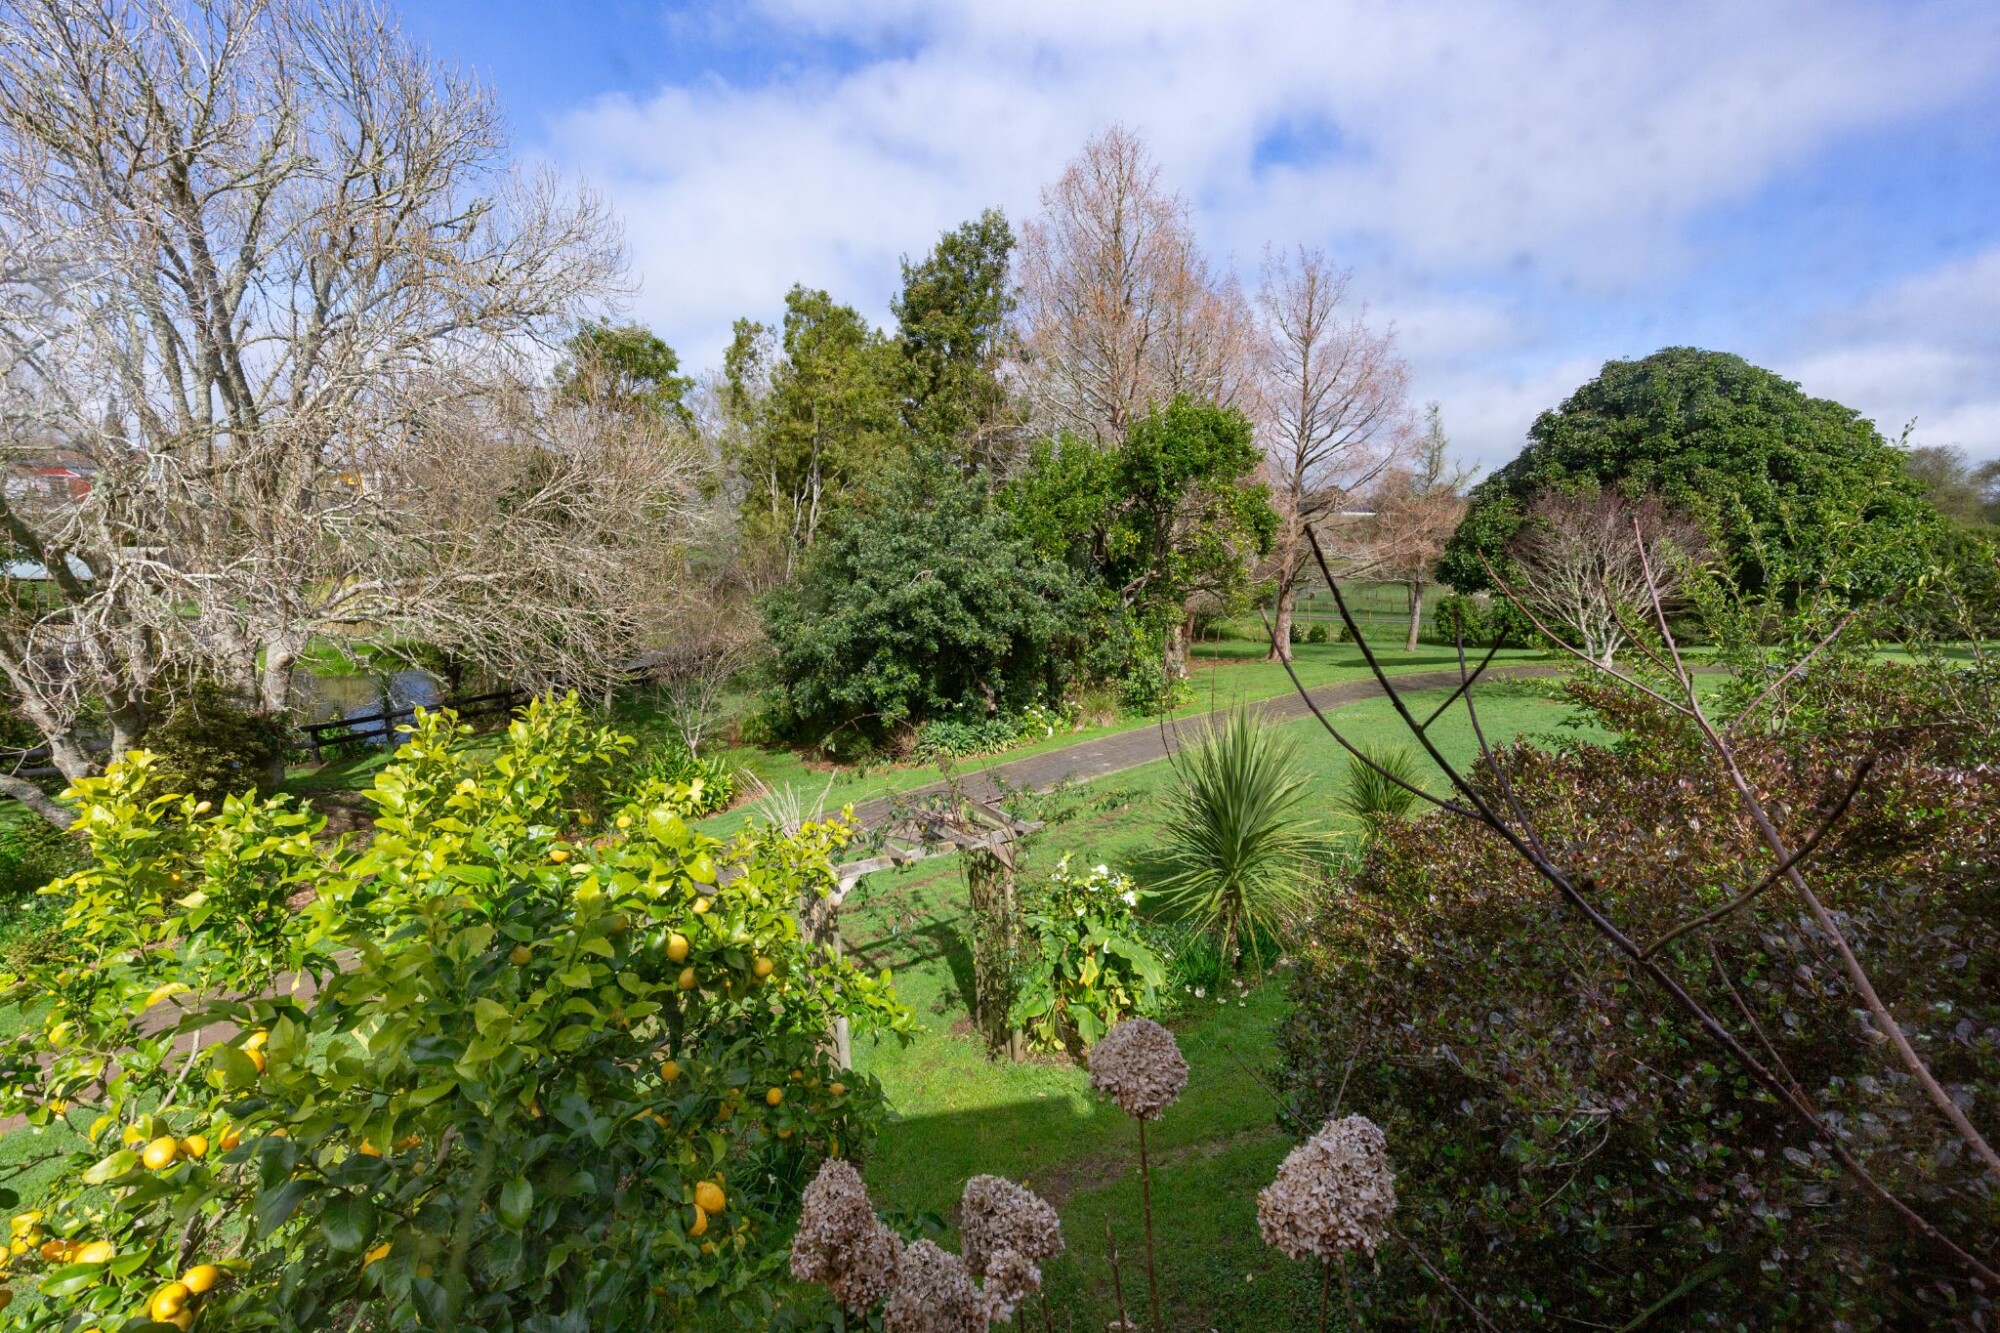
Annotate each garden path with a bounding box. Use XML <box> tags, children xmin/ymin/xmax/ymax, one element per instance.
<box><xmin>844</xmin><ymin>663</ymin><xmax>1563</xmax><ymax>828</ymax></box>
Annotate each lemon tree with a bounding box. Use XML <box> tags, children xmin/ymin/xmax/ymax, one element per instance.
<box><xmin>0</xmin><ymin>696</ymin><xmax>910</xmax><ymax>1329</ymax></box>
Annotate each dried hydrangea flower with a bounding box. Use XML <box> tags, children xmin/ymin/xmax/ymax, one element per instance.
<box><xmin>882</xmin><ymin>1238</ymin><xmax>987</xmax><ymax>1333</ymax></box>
<box><xmin>959</xmin><ymin>1175</ymin><xmax>1064</xmax><ymax>1275</ymax></box>
<box><xmin>1256</xmin><ymin>1114</ymin><xmax>1397</xmax><ymax>1261</ymax></box>
<box><xmin>1088</xmin><ymin>1016</ymin><xmax>1188</xmax><ymax>1120</ymax></box>
<box><xmin>977</xmin><ymin>1246</ymin><xmax>1043</xmax><ymax>1325</ymax></box>
<box><xmin>790</xmin><ymin>1158</ymin><xmax>904</xmax><ymax>1314</ymax></box>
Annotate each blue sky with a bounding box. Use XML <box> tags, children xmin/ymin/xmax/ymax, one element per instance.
<box><xmin>401</xmin><ymin>0</ymin><xmax>2000</xmax><ymax>469</ymax></box>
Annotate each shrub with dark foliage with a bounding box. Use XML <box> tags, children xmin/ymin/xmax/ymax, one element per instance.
<box><xmin>1277</xmin><ymin>660</ymin><xmax>1999</xmax><ymax>1327</ymax></box>
<box><xmin>146</xmin><ymin>682</ymin><xmax>296</xmax><ymax>802</ymax></box>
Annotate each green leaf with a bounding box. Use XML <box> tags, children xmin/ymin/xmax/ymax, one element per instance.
<box><xmin>474</xmin><ymin>997</ymin><xmax>513</xmax><ymax>1034</ymax></box>
<box><xmin>254</xmin><ymin>1178</ymin><xmax>320</xmax><ymax>1238</ymax></box>
<box><xmin>82</xmin><ymin>1148</ymin><xmax>139</xmax><ymax>1185</ymax></box>
<box><xmin>497</xmin><ymin>1176</ymin><xmax>533</xmax><ymax>1230</ymax></box>
<box><xmin>320</xmin><ymin>1193</ymin><xmax>377</xmax><ymax>1254</ymax></box>
<box><xmin>209</xmin><ymin>1043</ymin><xmax>260</xmax><ymax>1090</ymax></box>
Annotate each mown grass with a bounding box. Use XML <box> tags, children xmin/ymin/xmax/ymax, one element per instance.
<box><xmin>815</xmin><ymin>685</ymin><xmax>1593</xmax><ymax>1329</ymax></box>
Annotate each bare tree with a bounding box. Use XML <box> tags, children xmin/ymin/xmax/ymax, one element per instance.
<box><xmin>1013</xmin><ymin>126</ymin><xmax>1248</xmax><ymax>444</ymax></box>
<box><xmin>1251</xmin><ymin>247</ymin><xmax>1410</xmax><ymax>659</ymax></box>
<box><xmin>0</xmin><ymin>0</ymin><xmax>642</xmax><ymax>814</ymax></box>
<box><xmin>640</xmin><ymin>595</ymin><xmax>762</xmax><ymax>755</ymax></box>
<box><xmin>1361</xmin><ymin>404</ymin><xmax>1473</xmax><ymax>651</ymax></box>
<box><xmin>1506</xmin><ymin>489</ymin><xmax>1705</xmax><ymax>667</ymax></box>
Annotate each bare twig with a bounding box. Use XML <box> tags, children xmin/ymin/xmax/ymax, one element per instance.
<box><xmin>1639</xmin><ymin>757</ymin><xmax>1874</xmax><ymax>961</ymax></box>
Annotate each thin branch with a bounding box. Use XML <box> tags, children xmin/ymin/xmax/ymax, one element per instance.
<box><xmin>1639</xmin><ymin>757</ymin><xmax>1874</xmax><ymax>961</ymax></box>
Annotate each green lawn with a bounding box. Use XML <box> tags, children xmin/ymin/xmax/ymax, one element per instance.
<box><xmin>817</xmin><ymin>684</ymin><xmax>1592</xmax><ymax>1329</ymax></box>
<box><xmin>658</xmin><ymin>638</ymin><xmax>1554</xmax><ymax>833</ymax></box>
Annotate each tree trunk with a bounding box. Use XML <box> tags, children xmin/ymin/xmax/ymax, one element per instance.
<box><xmin>0</xmin><ymin>775</ymin><xmax>74</xmax><ymax>828</ymax></box>
<box><xmin>105</xmin><ymin>695</ymin><xmax>148</xmax><ymax>765</ymax></box>
<box><xmin>259</xmin><ymin>631</ymin><xmax>305</xmax><ymax>714</ymax></box>
<box><xmin>1268</xmin><ymin>571</ymin><xmax>1295</xmax><ymax>663</ymax></box>
<box><xmin>1163</xmin><ymin>619</ymin><xmax>1189</xmax><ymax>684</ymax></box>
<box><xmin>1405</xmin><ymin>578</ymin><xmax>1424</xmax><ymax>652</ymax></box>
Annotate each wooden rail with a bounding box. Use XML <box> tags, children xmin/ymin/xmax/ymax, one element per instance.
<box><xmin>293</xmin><ymin>687</ymin><xmax>527</xmax><ymax>762</ymax></box>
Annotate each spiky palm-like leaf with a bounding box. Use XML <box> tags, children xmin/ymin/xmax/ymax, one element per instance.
<box><xmin>1152</xmin><ymin>712</ymin><xmax>1321</xmax><ymax>972</ymax></box>
<box><xmin>1338</xmin><ymin>744</ymin><xmax>1425</xmax><ymax>833</ymax></box>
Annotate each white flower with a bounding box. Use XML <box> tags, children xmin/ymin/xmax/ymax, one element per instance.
<box><xmin>1121</xmin><ymin>891</ymin><xmax>1137</xmax><ymax>907</ymax></box>
<box><xmin>1193</xmin><ymin>987</ymin><xmax>1205</xmax><ymax>999</ymax></box>
<box><xmin>1093</xmin><ymin>864</ymin><xmax>1109</xmax><ymax>876</ymax></box>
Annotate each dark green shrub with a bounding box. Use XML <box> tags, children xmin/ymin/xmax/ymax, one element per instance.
<box><xmin>759</xmin><ymin>454</ymin><xmax>1093</xmax><ymax>750</ymax></box>
<box><xmin>1276</xmin><ymin>663</ymin><xmax>2000</xmax><ymax>1327</ymax></box>
<box><xmin>0</xmin><ymin>813</ymin><xmax>85</xmax><ymax>904</ymax></box>
<box><xmin>146</xmin><ymin>683</ymin><xmax>296</xmax><ymax>802</ymax></box>
<box><xmin>1423</xmin><ymin>591</ymin><xmax>1534</xmax><ymax>648</ymax></box>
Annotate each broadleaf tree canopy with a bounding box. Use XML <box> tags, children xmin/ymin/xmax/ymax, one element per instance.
<box><xmin>1438</xmin><ymin>348</ymin><xmax>1943</xmax><ymax>604</ymax></box>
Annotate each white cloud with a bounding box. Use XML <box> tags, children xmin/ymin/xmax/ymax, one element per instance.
<box><xmin>538</xmin><ymin>0</ymin><xmax>2000</xmax><ymax>465</ymax></box>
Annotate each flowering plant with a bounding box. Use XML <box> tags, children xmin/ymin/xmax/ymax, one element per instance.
<box><xmin>1008</xmin><ymin>856</ymin><xmax>1165</xmax><ymax>1050</ymax></box>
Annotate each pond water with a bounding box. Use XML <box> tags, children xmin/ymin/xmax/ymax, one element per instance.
<box><xmin>288</xmin><ymin>667</ymin><xmax>447</xmax><ymax>744</ymax></box>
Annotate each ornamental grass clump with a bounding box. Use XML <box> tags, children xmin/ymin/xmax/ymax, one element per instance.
<box><xmin>1258</xmin><ymin>1114</ymin><xmax>1398</xmax><ymax>1330</ymax></box>
<box><xmin>789</xmin><ymin>1159</ymin><xmax>904</xmax><ymax>1316</ymax></box>
<box><xmin>1088</xmin><ymin>1017</ymin><xmax>1188</xmax><ymax>1332</ymax></box>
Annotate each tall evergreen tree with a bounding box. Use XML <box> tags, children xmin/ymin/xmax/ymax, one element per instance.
<box><xmin>892</xmin><ymin>209</ymin><xmax>1020</xmax><ymax>465</ymax></box>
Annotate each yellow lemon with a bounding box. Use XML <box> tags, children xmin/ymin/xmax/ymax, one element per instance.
<box><xmin>700</xmin><ymin>1240</ymin><xmax>715</xmax><ymax>1255</ymax></box>
<box><xmin>8</xmin><ymin>1212</ymin><xmax>41</xmax><ymax>1235</ymax></box>
<box><xmin>692</xmin><ymin>897</ymin><xmax>711</xmax><ymax>915</ymax></box>
<box><xmin>693</xmin><ymin>1181</ymin><xmax>725</xmax><ymax>1215</ymax></box>
<box><xmin>142</xmin><ymin>1136</ymin><xmax>180</xmax><ymax>1170</ymax></box>
<box><xmin>149</xmin><ymin>1281</ymin><xmax>191</xmax><ymax>1321</ymax></box>
<box><xmin>659</xmin><ymin>1060</ymin><xmax>681</xmax><ymax>1083</ymax></box>
<box><xmin>828</xmin><ymin>1082</ymin><xmax>846</xmax><ymax>1097</ymax></box>
<box><xmin>776</xmin><ymin>1126</ymin><xmax>794</xmax><ymax>1140</ymax></box>
<box><xmin>548</xmin><ymin>847</ymin><xmax>571</xmax><ymax>864</ymax></box>
<box><xmin>180</xmin><ymin>1134</ymin><xmax>208</xmax><ymax>1159</ymax></box>
<box><xmin>667</xmin><ymin>933</ymin><xmax>689</xmax><ymax>963</ymax></box>
<box><xmin>677</xmin><ymin>966</ymin><xmax>697</xmax><ymax>992</ymax></box>
<box><xmin>396</xmin><ymin>1135</ymin><xmax>422</xmax><ymax>1151</ymax></box>
<box><xmin>508</xmin><ymin>945</ymin><xmax>532</xmax><ymax>966</ymax></box>
<box><xmin>688</xmin><ymin>1205</ymin><xmax>708</xmax><ymax>1238</ymax></box>
<box><xmin>242</xmin><ymin>1030</ymin><xmax>268</xmax><ymax>1051</ymax></box>
<box><xmin>577</xmin><ymin>813</ymin><xmax>594</xmax><ymax>827</ymax></box>
<box><xmin>217</xmin><ymin>1127</ymin><xmax>241</xmax><ymax>1152</ymax></box>
<box><xmin>752</xmin><ymin>956</ymin><xmax>775</xmax><ymax>979</ymax></box>
<box><xmin>789</xmin><ymin>1069</ymin><xmax>802</xmax><ymax>1081</ymax></box>
<box><xmin>616</xmin><ymin>814</ymin><xmax>632</xmax><ymax>829</ymax></box>
<box><xmin>168</xmin><ymin>1312</ymin><xmax>193</xmax><ymax>1331</ymax></box>
<box><xmin>181</xmin><ymin>1264</ymin><xmax>222</xmax><ymax>1295</ymax></box>
<box><xmin>357</xmin><ymin>1141</ymin><xmax>381</xmax><ymax>1157</ymax></box>
<box><xmin>363</xmin><ymin>1242</ymin><xmax>391</xmax><ymax>1268</ymax></box>
<box><xmin>36</xmin><ymin>1240</ymin><xmax>64</xmax><ymax>1262</ymax></box>
<box><xmin>192</xmin><ymin>800</ymin><xmax>211</xmax><ymax>815</ymax></box>
<box><xmin>74</xmin><ymin>1240</ymin><xmax>113</xmax><ymax>1265</ymax></box>
<box><xmin>247</xmin><ymin>1048</ymin><xmax>267</xmax><ymax>1074</ymax></box>
<box><xmin>764</xmin><ymin>1087</ymin><xmax>783</xmax><ymax>1107</ymax></box>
